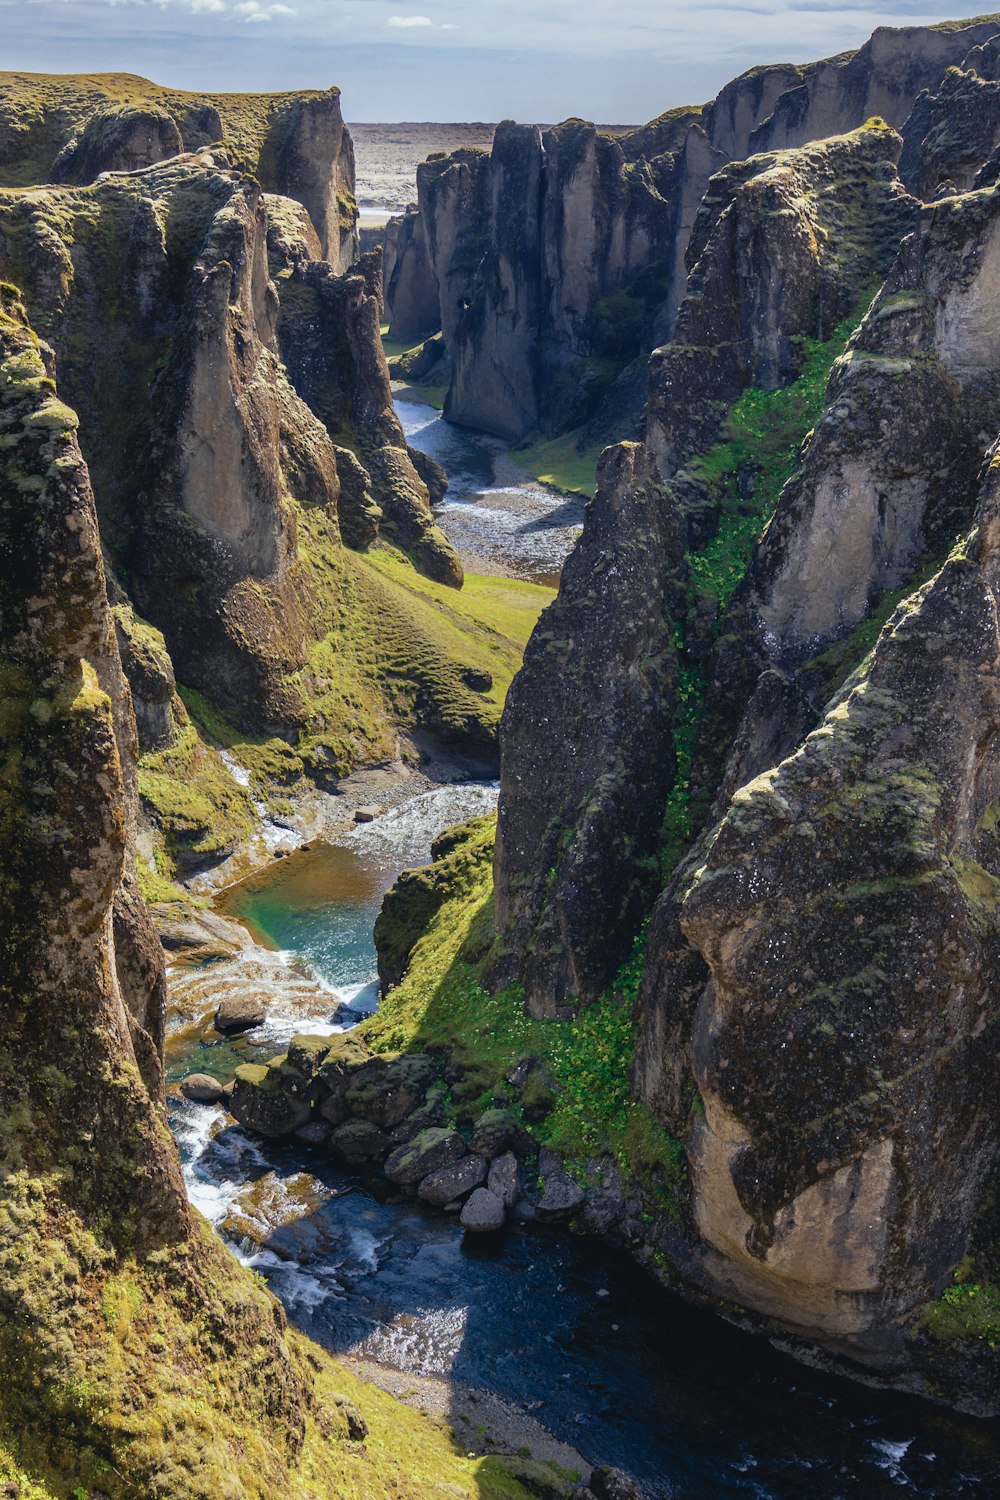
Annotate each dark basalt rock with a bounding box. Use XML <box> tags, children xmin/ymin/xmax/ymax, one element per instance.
<box><xmin>460</xmin><ymin>1187</ymin><xmax>506</xmax><ymax>1232</ymax></box>
<box><xmin>383</xmin><ymin>204</ymin><xmax>440</xmax><ymax>341</ymax></box>
<box><xmin>384</xmin><ymin>1127</ymin><xmax>468</xmax><ymax>1187</ymax></box>
<box><xmin>492</xmin><ymin>442</ymin><xmax>684</xmax><ymax>1016</ymax></box>
<box><xmin>418</xmin><ymin>1154</ymin><xmax>487</xmax><ymax>1206</ymax></box>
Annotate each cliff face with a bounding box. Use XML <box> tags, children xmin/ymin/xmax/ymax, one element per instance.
<box><xmin>637</xmin><ymin>468</ymin><xmax>1000</xmax><ymax>1368</ymax></box>
<box><xmin>0</xmin><ymin>291</ymin><xmax>540</xmax><ymax>1499</ymax></box>
<box><xmin>386</xmin><ymin>17</ymin><xmax>1000</xmax><ymax>447</ymax></box>
<box><xmin>0</xmin><ymin>72</ymin><xmax>358</xmax><ymax>268</ymax></box>
<box><xmin>458</xmin><ymin>17</ymin><xmax>1000</xmax><ymax>1404</ymax></box>
<box><xmin>495</xmin><ymin>121</ymin><xmax>916</xmax><ymax>1015</ymax></box>
<box><xmin>0</xmin><ymin>150</ymin><xmax>461</xmax><ymax>740</ymax></box>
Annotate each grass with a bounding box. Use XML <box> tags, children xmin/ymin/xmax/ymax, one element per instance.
<box><xmin>683</xmin><ymin>316</ymin><xmax>860</xmax><ymax>613</ymax></box>
<box><xmin>363</xmin><ymin>818</ymin><xmax>685</xmax><ymax>1207</ymax></box>
<box><xmin>919</xmin><ymin>1264</ymin><xmax>1000</xmax><ymax>1349</ymax></box>
<box><xmin>513</xmin><ymin>428</ymin><xmax>603</xmax><ymax>497</ymax></box>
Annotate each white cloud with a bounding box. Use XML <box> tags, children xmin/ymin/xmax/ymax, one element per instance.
<box><xmin>386</xmin><ymin>14</ymin><xmax>433</xmax><ymax>27</ymax></box>
<box><xmin>189</xmin><ymin>0</ymin><xmax>226</xmax><ymax>11</ymax></box>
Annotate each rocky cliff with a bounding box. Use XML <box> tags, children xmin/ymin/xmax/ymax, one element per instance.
<box><xmin>386</xmin><ymin>16</ymin><xmax>1000</xmax><ymax>450</ymax></box>
<box><xmin>0</xmin><ymin>71</ymin><xmax>358</xmax><ymax>268</ymax></box>
<box><xmin>0</xmin><ymin>124</ymin><xmax>517</xmax><ymax>876</ymax></box>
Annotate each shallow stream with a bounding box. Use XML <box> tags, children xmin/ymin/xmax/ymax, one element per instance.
<box><xmin>396</xmin><ymin>397</ymin><xmax>585</xmax><ymax>586</ymax></box>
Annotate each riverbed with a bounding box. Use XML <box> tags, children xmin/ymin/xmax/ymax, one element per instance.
<box><xmin>166</xmin><ymin>782</ymin><xmax>1000</xmax><ymax>1498</ymax></box>
<box><xmin>396</xmin><ymin>396</ymin><xmax>585</xmax><ymax>587</ymax></box>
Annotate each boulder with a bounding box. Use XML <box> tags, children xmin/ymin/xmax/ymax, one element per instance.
<box><xmin>589</xmin><ymin>1468</ymin><xmax>646</xmax><ymax>1500</ymax></box>
<box><xmin>295</xmin><ymin>1119</ymin><xmax>333</xmax><ymax>1147</ymax></box>
<box><xmin>229</xmin><ymin>1064</ymin><xmax>312</xmax><ymax>1137</ymax></box>
<box><xmin>536</xmin><ymin>1174</ymin><xmax>586</xmax><ymax>1223</ymax></box>
<box><xmin>384</xmin><ymin>1128</ymin><xmax>467</xmax><ymax>1187</ymax></box>
<box><xmin>471</xmin><ymin>1106</ymin><xmax>533</xmax><ymax>1158</ymax></box>
<box><xmin>344</xmin><ymin>1053</ymin><xmax>437</xmax><ymax>1128</ymax></box>
<box><xmin>180</xmin><ymin>1073</ymin><xmax>225</xmax><ymax>1104</ymax></box>
<box><xmin>329</xmin><ymin>1119</ymin><xmax>392</xmax><ymax>1165</ymax></box>
<box><xmin>487</xmin><ymin>1152</ymin><xmax>521</xmax><ymax>1209</ymax></box>
<box><xmin>388</xmin><ymin>1085</ymin><xmax>448</xmax><ymax>1145</ymax></box>
<box><xmin>460</xmin><ymin>1187</ymin><xmax>506</xmax><ymax>1233</ymax></box>
<box><xmin>214</xmin><ymin>995</ymin><xmax>266</xmax><ymax>1035</ymax></box>
<box><xmin>418</xmin><ymin>1154</ymin><xmax>487</xmax><ymax>1207</ymax></box>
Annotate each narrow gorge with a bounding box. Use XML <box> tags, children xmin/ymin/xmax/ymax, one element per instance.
<box><xmin>7</xmin><ymin>14</ymin><xmax>1000</xmax><ymax>1498</ymax></box>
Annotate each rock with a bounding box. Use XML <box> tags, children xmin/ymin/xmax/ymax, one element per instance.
<box><xmin>329</xmin><ymin>1119</ymin><xmax>392</xmax><ymax>1165</ymax></box>
<box><xmin>490</xmin><ymin>443</ymin><xmax>685</xmax><ymax>1017</ymax></box>
<box><xmin>487</xmin><ymin>1152</ymin><xmax>522</xmax><ymax>1209</ymax></box>
<box><xmin>215</xmin><ymin>996</ymin><xmax>267</xmax><ymax>1035</ymax></box>
<box><xmin>388</xmin><ymin>1085</ymin><xmax>448</xmax><ymax>1145</ymax></box>
<box><xmin>295</xmin><ymin>1120</ymin><xmax>333</xmax><ymax>1146</ymax></box>
<box><xmin>536</xmin><ymin>1174</ymin><xmax>586</xmax><ymax>1223</ymax></box>
<box><xmin>418</xmin><ymin>1154</ymin><xmax>487</xmax><ymax>1206</ymax></box>
<box><xmin>229</xmin><ymin>1064</ymin><xmax>312</xmax><ymax>1138</ymax></box>
<box><xmin>521</xmin><ymin>1066</ymin><xmax>558</xmax><ymax>1123</ymax></box>
<box><xmin>408</xmin><ymin>443</ymin><xmax>449</xmax><ymax>504</ymax></box>
<box><xmin>470</xmin><ymin>1107</ymin><xmax>523</xmax><ymax>1157</ymax></box>
<box><xmin>589</xmin><ymin>1467</ymin><xmax>646</xmax><ymax>1500</ymax></box>
<box><xmin>460</xmin><ymin>1187</ymin><xmax>506</xmax><ymax>1233</ymax></box>
<box><xmin>180</xmin><ymin>1073</ymin><xmax>225</xmax><ymax>1104</ymax></box>
<box><xmin>383</xmin><ymin>1127</ymin><xmax>467</xmax><ymax>1187</ymax></box>
<box><xmin>353</xmin><ymin>805</ymin><xmax>380</xmax><ymax>823</ymax></box>
<box><xmin>383</xmin><ymin>204</ymin><xmax>441</xmax><ymax>342</ymax></box>
<box><xmin>344</xmin><ymin>1053</ymin><xmax>437</xmax><ymax>1129</ymax></box>
<box><xmin>461</xmin><ymin>666</ymin><xmax>493</xmax><ymax>693</ymax></box>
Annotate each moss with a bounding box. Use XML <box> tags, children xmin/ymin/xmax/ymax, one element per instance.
<box><xmin>919</xmin><ymin>1275</ymin><xmax>1000</xmax><ymax>1348</ymax></box>
<box><xmin>137</xmin><ymin>717</ymin><xmax>257</xmax><ymax>875</ymax></box>
<box><xmin>366</xmin><ymin>826</ymin><xmax>685</xmax><ymax>1204</ymax></box>
<box><xmin>513</xmin><ymin>427</ymin><xmax>603</xmax><ymax>497</ymax></box>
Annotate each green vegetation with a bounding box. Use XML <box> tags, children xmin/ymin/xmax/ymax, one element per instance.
<box><xmin>919</xmin><ymin>1264</ymin><xmax>1000</xmax><ymax>1348</ymax></box>
<box><xmin>363</xmin><ymin>819</ymin><xmax>685</xmax><ymax>1207</ymax></box>
<box><xmin>514</xmin><ymin>427</ymin><xmax>603</xmax><ymax>497</ymax></box>
<box><xmin>683</xmin><ymin>316</ymin><xmax>860</xmax><ymax>613</ymax></box>
<box><xmin>136</xmin><ymin>713</ymin><xmax>257</xmax><ymax>873</ymax></box>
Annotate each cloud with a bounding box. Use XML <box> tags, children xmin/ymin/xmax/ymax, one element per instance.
<box><xmin>386</xmin><ymin>14</ymin><xmax>433</xmax><ymax>27</ymax></box>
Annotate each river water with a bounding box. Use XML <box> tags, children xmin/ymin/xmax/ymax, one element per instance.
<box><xmin>396</xmin><ymin>397</ymin><xmax>585</xmax><ymax>587</ymax></box>
<box><xmin>165</xmin><ymin>412</ymin><xmax>1000</xmax><ymax>1497</ymax></box>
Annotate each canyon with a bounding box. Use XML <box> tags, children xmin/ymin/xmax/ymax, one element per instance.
<box><xmin>7</xmin><ymin>12</ymin><xmax>1000</xmax><ymax>1497</ymax></box>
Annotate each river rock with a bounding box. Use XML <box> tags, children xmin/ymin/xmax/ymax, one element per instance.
<box><xmin>536</xmin><ymin>1173</ymin><xmax>586</xmax><ymax>1223</ymax></box>
<box><xmin>345</xmin><ymin>1053</ymin><xmax>437</xmax><ymax>1128</ymax></box>
<box><xmin>589</xmin><ymin>1468</ymin><xmax>647</xmax><ymax>1500</ymax></box>
<box><xmin>486</xmin><ymin>1151</ymin><xmax>521</xmax><ymax>1209</ymax></box>
<box><xmin>459</xmin><ymin>1187</ymin><xmax>506</xmax><ymax>1233</ymax></box>
<box><xmin>230</xmin><ymin>1064</ymin><xmax>312</xmax><ymax>1137</ymax></box>
<box><xmin>329</xmin><ymin>1119</ymin><xmax>392</xmax><ymax>1165</ymax></box>
<box><xmin>418</xmin><ymin>1154</ymin><xmax>487</xmax><ymax>1207</ymax></box>
<box><xmin>294</xmin><ymin>1119</ymin><xmax>333</xmax><ymax>1147</ymax></box>
<box><xmin>383</xmin><ymin>1127</ymin><xmax>467</xmax><ymax>1187</ymax></box>
<box><xmin>214</xmin><ymin>995</ymin><xmax>266</xmax><ymax>1035</ymax></box>
<box><xmin>388</xmin><ymin>1085</ymin><xmax>448</xmax><ymax>1145</ymax></box>
<box><xmin>180</xmin><ymin>1073</ymin><xmax>226</xmax><ymax>1104</ymax></box>
<box><xmin>470</xmin><ymin>1106</ymin><xmax>524</xmax><ymax>1157</ymax></box>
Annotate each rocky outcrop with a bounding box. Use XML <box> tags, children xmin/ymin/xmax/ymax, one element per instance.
<box><xmin>694</xmin><ymin>177</ymin><xmax>1000</xmax><ymax>810</ymax></box>
<box><xmin>271</xmin><ymin>239</ymin><xmax>461</xmax><ymax>582</ymax></box>
<box><xmin>646</xmin><ymin>121</ymin><xmax>919</xmax><ymax>481</ymax></box>
<box><xmin>495</xmin><ymin>123</ymin><xmax>916</xmax><ymax>1015</ymax></box>
<box><xmin>900</xmin><ymin>48</ymin><xmax>1000</xmax><ymax>199</ymax></box>
<box><xmin>636</xmin><ymin>459</ymin><xmax>1000</xmax><ymax>1369</ymax></box>
<box><xmin>0</xmin><ymin>292</ymin><xmax>316</xmax><ymax>1494</ymax></box>
<box><xmin>493</xmin><ymin>444</ymin><xmax>683</xmax><ymax>1016</ymax></box>
<box><xmin>0</xmin><ymin>151</ymin><xmax>462</xmax><ymax>742</ymax></box>
<box><xmin>0</xmin><ymin>72</ymin><xmax>357</xmax><ymax>268</ymax></box>
<box><xmin>383</xmin><ymin>204</ymin><xmax>440</xmax><ymax>341</ymax></box>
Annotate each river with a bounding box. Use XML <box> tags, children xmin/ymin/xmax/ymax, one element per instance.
<box><xmin>165</xmin><ymin>408</ymin><xmax>1000</xmax><ymax>1498</ymax></box>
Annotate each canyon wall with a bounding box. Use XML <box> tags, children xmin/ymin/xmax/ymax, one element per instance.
<box><xmin>385</xmin><ymin>16</ymin><xmax>1000</xmax><ymax>447</ymax></box>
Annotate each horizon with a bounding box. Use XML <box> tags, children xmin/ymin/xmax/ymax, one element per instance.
<box><xmin>1</xmin><ymin>3</ymin><xmax>995</xmax><ymax>123</ymax></box>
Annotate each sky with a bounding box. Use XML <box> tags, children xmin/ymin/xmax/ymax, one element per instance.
<box><xmin>0</xmin><ymin>1</ymin><xmax>989</xmax><ymax>122</ymax></box>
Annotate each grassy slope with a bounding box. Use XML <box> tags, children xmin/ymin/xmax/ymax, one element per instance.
<box><xmin>362</xmin><ymin>818</ymin><xmax>685</xmax><ymax>1208</ymax></box>
<box><xmin>137</xmin><ymin>545</ymin><xmax>553</xmax><ymax>878</ymax></box>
